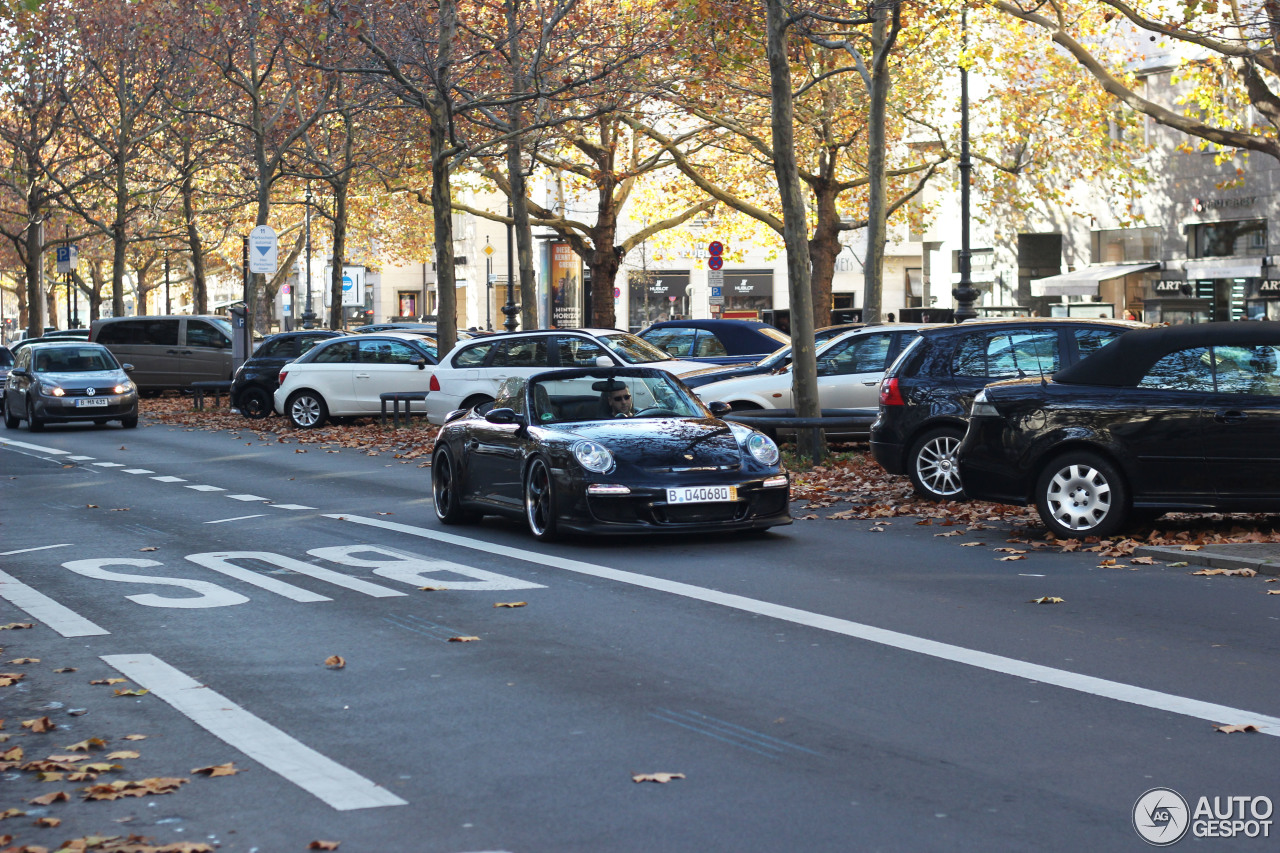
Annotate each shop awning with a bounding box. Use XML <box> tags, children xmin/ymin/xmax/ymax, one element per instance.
<box><xmin>1030</xmin><ymin>263</ymin><xmax>1160</xmax><ymax>297</ymax></box>
<box><xmin>1183</xmin><ymin>256</ymin><xmax>1264</xmax><ymax>280</ymax></box>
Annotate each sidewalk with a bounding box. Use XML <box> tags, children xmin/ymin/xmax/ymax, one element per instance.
<box><xmin>1134</xmin><ymin>542</ymin><xmax>1280</xmax><ymax>575</ymax></box>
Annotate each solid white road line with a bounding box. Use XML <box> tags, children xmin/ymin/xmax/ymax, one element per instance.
<box><xmin>0</xmin><ymin>568</ymin><xmax>108</xmax><ymax>637</ymax></box>
<box><xmin>330</xmin><ymin>513</ymin><xmax>1280</xmax><ymax>737</ymax></box>
<box><xmin>101</xmin><ymin>653</ymin><xmax>407</xmax><ymax>810</ymax></box>
<box><xmin>204</xmin><ymin>515</ymin><xmax>266</xmax><ymax>524</ymax></box>
<box><xmin>1</xmin><ymin>544</ymin><xmax>72</xmax><ymax>556</ymax></box>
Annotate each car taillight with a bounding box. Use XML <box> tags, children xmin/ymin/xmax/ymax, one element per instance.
<box><xmin>429</xmin><ymin>373</ymin><xmax>441</xmax><ymax>392</ymax></box>
<box><xmin>879</xmin><ymin>377</ymin><xmax>905</xmax><ymax>406</ymax></box>
<box><xmin>278</xmin><ymin>370</ymin><xmax>288</xmax><ymax>384</ymax></box>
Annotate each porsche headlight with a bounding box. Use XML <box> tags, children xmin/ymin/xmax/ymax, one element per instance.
<box><xmin>747</xmin><ymin>432</ymin><xmax>780</xmax><ymax>466</ymax></box>
<box><xmin>572</xmin><ymin>440</ymin><xmax>615</xmax><ymax>474</ymax></box>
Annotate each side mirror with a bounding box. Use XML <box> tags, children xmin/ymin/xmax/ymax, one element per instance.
<box><xmin>595</xmin><ymin>356</ymin><xmax>614</xmax><ymax>368</ymax></box>
<box><xmin>484</xmin><ymin>407</ymin><xmax>526</xmax><ymax>427</ymax></box>
<box><xmin>707</xmin><ymin>400</ymin><xmax>732</xmax><ymax>416</ymax></box>
<box><xmin>412</xmin><ymin>355</ymin><xmax>427</xmax><ymax>369</ymax></box>
<box><xmin>11</xmin><ymin>367</ymin><xmax>28</xmax><ymax>378</ymax></box>
<box><xmin>121</xmin><ymin>364</ymin><xmax>134</xmax><ymax>373</ymax></box>
<box><xmin>816</xmin><ymin>359</ymin><xmax>836</xmax><ymax>376</ymax></box>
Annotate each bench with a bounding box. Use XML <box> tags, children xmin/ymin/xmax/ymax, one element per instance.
<box><xmin>190</xmin><ymin>381</ymin><xmax>234</xmax><ymax>411</ymax></box>
<box><xmin>380</xmin><ymin>392</ymin><xmax>429</xmax><ymax>428</ymax></box>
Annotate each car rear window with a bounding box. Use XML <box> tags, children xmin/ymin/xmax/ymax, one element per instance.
<box><xmin>1074</xmin><ymin>327</ymin><xmax>1126</xmax><ymax>358</ymax></box>
<box><xmin>453</xmin><ymin>340</ymin><xmax>498</xmax><ymax>367</ymax></box>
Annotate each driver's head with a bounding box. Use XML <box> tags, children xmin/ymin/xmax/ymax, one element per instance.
<box><xmin>606</xmin><ymin>384</ymin><xmax>632</xmax><ymax>415</ymax></box>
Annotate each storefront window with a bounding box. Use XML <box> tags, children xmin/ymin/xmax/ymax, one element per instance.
<box><xmin>1092</xmin><ymin>227</ymin><xmax>1160</xmax><ymax>262</ymax></box>
<box><xmin>628</xmin><ymin>270</ymin><xmax>690</xmax><ymax>330</ymax></box>
<box><xmin>1188</xmin><ymin>219</ymin><xmax>1267</xmax><ymax>258</ymax></box>
<box><xmin>397</xmin><ymin>292</ymin><xmax>417</xmax><ymax>318</ymax></box>
<box><xmin>724</xmin><ymin>269</ymin><xmax>773</xmax><ymax>317</ymax></box>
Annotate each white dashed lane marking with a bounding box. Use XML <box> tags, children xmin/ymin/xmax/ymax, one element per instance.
<box><xmin>205</xmin><ymin>515</ymin><xmax>266</xmax><ymax>524</ymax></box>
<box><xmin>151</xmin><ymin>476</ymin><xmax>187</xmax><ymax>483</ymax></box>
<box><xmin>186</xmin><ymin>485</ymin><xmax>226</xmax><ymax>492</ymax></box>
<box><xmin>123</xmin><ymin>469</ymin><xmax>154</xmax><ymax>474</ymax></box>
<box><xmin>92</xmin><ymin>462</ymin><xmax>125</xmax><ymax>468</ymax></box>
<box><xmin>269</xmin><ymin>504</ymin><xmax>315</xmax><ymax>511</ymax></box>
<box><xmin>227</xmin><ymin>494</ymin><xmax>268</xmax><ymax>502</ymax></box>
<box><xmin>65</xmin><ymin>454</ymin><xmax>93</xmax><ymax>460</ymax></box>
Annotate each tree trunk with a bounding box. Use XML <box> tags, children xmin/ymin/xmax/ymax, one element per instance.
<box><xmin>808</xmin><ymin>183</ymin><xmax>842</xmax><ymax>330</ymax></box>
<box><xmin>181</xmin><ymin>146</ymin><xmax>208</xmax><ymax>314</ymax></box>
<box><xmin>329</xmin><ymin>178</ymin><xmax>350</xmax><ymax>330</ymax></box>
<box><xmin>861</xmin><ymin>1</ymin><xmax>899</xmax><ymax>323</ymax></box>
<box><xmin>506</xmin><ymin>0</ymin><xmax>537</xmax><ymax>330</ymax></box>
<box><xmin>25</xmin><ymin>216</ymin><xmax>44</xmax><ymax>337</ymax></box>
<box><xmin>765</xmin><ymin>0</ymin><xmax>824</xmax><ymax>463</ymax></box>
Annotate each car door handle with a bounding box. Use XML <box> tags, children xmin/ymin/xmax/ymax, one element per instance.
<box><xmin>863</xmin><ymin>381</ymin><xmax>877</xmax><ymax>386</ymax></box>
<box><xmin>355</xmin><ymin>373</ymin><xmax>371</xmax><ymax>380</ymax></box>
<box><xmin>465</xmin><ymin>439</ymin><xmax>479</xmax><ymax>451</ymax></box>
<box><xmin>1214</xmin><ymin>410</ymin><xmax>1248</xmax><ymax>424</ymax></box>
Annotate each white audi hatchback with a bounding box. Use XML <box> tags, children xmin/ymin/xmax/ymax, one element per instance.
<box><xmin>424</xmin><ymin>329</ymin><xmax>705</xmax><ymax>424</ymax></box>
<box><xmin>274</xmin><ymin>332</ymin><xmax>436</xmax><ymax>428</ymax></box>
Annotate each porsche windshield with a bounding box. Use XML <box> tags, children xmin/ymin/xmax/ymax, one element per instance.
<box><xmin>528</xmin><ymin>373</ymin><xmax>706</xmax><ymax>424</ymax></box>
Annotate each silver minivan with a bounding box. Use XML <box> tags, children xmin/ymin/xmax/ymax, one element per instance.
<box><xmin>90</xmin><ymin>315</ymin><xmax>234</xmax><ymax>393</ymax></box>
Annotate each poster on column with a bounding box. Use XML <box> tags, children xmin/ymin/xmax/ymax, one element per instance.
<box><xmin>550</xmin><ymin>242</ymin><xmax>583</xmax><ymax>328</ymax></box>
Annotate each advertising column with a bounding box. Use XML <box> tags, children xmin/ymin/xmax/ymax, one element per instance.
<box><xmin>550</xmin><ymin>242</ymin><xmax>583</xmax><ymax>328</ymax></box>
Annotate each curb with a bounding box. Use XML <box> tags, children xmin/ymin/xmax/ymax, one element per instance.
<box><xmin>1134</xmin><ymin>545</ymin><xmax>1280</xmax><ymax>576</ymax></box>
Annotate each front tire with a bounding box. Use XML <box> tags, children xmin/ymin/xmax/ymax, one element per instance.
<box><xmin>907</xmin><ymin>427</ymin><xmax>965</xmax><ymax>500</ymax></box>
<box><xmin>26</xmin><ymin>396</ymin><xmax>44</xmax><ymax>432</ymax></box>
<box><xmin>524</xmin><ymin>457</ymin><xmax>559</xmax><ymax>541</ymax></box>
<box><xmin>120</xmin><ymin>413</ymin><xmax>139</xmax><ymax>429</ymax></box>
<box><xmin>238</xmin><ymin>386</ymin><xmax>272</xmax><ymax>419</ymax></box>
<box><xmin>286</xmin><ymin>391</ymin><xmax>328</xmax><ymax>429</ymax></box>
<box><xmin>4</xmin><ymin>400</ymin><xmax>18</xmax><ymax>429</ymax></box>
<box><xmin>433</xmin><ymin>446</ymin><xmax>478</xmax><ymax>524</ymax></box>
<box><xmin>1035</xmin><ymin>451</ymin><xmax>1129</xmax><ymax>539</ymax></box>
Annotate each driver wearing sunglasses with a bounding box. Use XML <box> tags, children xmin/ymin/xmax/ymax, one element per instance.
<box><xmin>596</xmin><ymin>379</ymin><xmax>634</xmax><ymax>418</ymax></box>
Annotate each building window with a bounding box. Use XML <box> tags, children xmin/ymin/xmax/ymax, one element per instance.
<box><xmin>1187</xmin><ymin>219</ymin><xmax>1267</xmax><ymax>258</ymax></box>
<box><xmin>398</xmin><ymin>292</ymin><xmax>418</xmax><ymax>318</ymax></box>
<box><xmin>1092</xmin><ymin>227</ymin><xmax>1160</xmax><ymax>263</ymax></box>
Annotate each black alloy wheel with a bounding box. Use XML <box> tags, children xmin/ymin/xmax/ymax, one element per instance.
<box><xmin>908</xmin><ymin>426</ymin><xmax>966</xmax><ymax>501</ymax></box>
<box><xmin>26</xmin><ymin>395</ymin><xmax>44</xmax><ymax>432</ymax></box>
<box><xmin>1034</xmin><ymin>450</ymin><xmax>1129</xmax><ymax>539</ymax></box>
<box><xmin>433</xmin><ymin>447</ymin><xmax>478</xmax><ymax>524</ymax></box>
<box><xmin>238</xmin><ymin>386</ymin><xmax>272</xmax><ymax>420</ymax></box>
<box><xmin>524</xmin><ymin>457</ymin><xmax>559</xmax><ymax>541</ymax></box>
<box><xmin>3</xmin><ymin>402</ymin><xmax>18</xmax><ymax>429</ymax></box>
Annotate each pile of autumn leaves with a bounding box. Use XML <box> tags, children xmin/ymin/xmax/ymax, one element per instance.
<box><xmin>141</xmin><ymin>396</ymin><xmax>437</xmax><ymax>464</ymax></box>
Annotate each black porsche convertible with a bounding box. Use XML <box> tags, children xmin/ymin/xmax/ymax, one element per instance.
<box><xmin>430</xmin><ymin>367</ymin><xmax>792</xmax><ymax>539</ymax></box>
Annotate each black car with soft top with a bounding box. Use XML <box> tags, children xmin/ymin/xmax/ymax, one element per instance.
<box><xmin>231</xmin><ymin>329</ymin><xmax>342</xmax><ymax>418</ymax></box>
<box><xmin>959</xmin><ymin>321</ymin><xmax>1280</xmax><ymax>539</ymax></box>
<box><xmin>870</xmin><ymin>317</ymin><xmax>1143</xmax><ymax>501</ymax></box>
<box><xmin>431</xmin><ymin>367</ymin><xmax>792</xmax><ymax>539</ymax></box>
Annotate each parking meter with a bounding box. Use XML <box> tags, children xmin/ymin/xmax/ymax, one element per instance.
<box><xmin>229</xmin><ymin>305</ymin><xmax>250</xmax><ymax>373</ymax></box>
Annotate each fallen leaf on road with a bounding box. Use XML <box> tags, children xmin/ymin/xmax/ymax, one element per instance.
<box><xmin>1129</xmin><ymin>556</ymin><xmax>1158</xmax><ymax>565</ymax></box>
<box><xmin>192</xmin><ymin>762</ymin><xmax>242</xmax><ymax>777</ymax></box>
<box><xmin>308</xmin><ymin>841</ymin><xmax>341</xmax><ymax>850</ymax></box>
<box><xmin>0</xmin><ymin>624</ymin><xmax>33</xmax><ymax>631</ymax></box>
<box><xmin>123</xmin><ymin>735</ymin><xmax>147</xmax><ymax>741</ymax></box>
<box><xmin>1213</xmin><ymin>723</ymin><xmax>1260</xmax><ymax>733</ymax></box>
<box><xmin>28</xmin><ymin>791</ymin><xmax>68</xmax><ymax>806</ymax></box>
<box><xmin>324</xmin><ymin>656</ymin><xmax>346</xmax><ymax>669</ymax></box>
<box><xmin>54</xmin><ymin>667</ymin><xmax>77</xmax><ymax>673</ymax></box>
<box><xmin>1169</xmin><ymin>562</ymin><xmax>1189</xmax><ymax>567</ymax></box>
<box><xmin>22</xmin><ymin>717</ymin><xmax>54</xmax><ymax>733</ymax></box>
<box><xmin>106</xmin><ymin>751</ymin><xmax>139</xmax><ymax>760</ymax></box>
<box><xmin>86</xmin><ymin>504</ymin><xmax>98</xmax><ymax>508</ymax></box>
<box><xmin>64</xmin><ymin>738</ymin><xmax>107</xmax><ymax>752</ymax></box>
<box><xmin>448</xmin><ymin>636</ymin><xmax>480</xmax><ymax>643</ymax></box>
<box><xmin>113</xmin><ymin>688</ymin><xmax>149</xmax><ymax>696</ymax></box>
<box><xmin>35</xmin><ymin>816</ymin><xmax>61</xmax><ymax>827</ymax></box>
<box><xmin>0</xmin><ymin>808</ymin><xmax>26</xmax><ymax>820</ymax></box>
<box><xmin>1098</xmin><ymin>559</ymin><xmax>1118</xmax><ymax>568</ymax></box>
<box><xmin>8</xmin><ymin>658</ymin><xmax>38</xmax><ymax>664</ymax></box>
<box><xmin>632</xmin><ymin>772</ymin><xmax>685</xmax><ymax>783</ymax></box>
<box><xmin>494</xmin><ymin>602</ymin><xmax>527</xmax><ymax>608</ymax></box>
<box><xmin>1266</xmin><ymin>590</ymin><xmax>1280</xmax><ymax>595</ymax></box>
<box><xmin>139</xmin><ymin>547</ymin><xmax>158</xmax><ymax>552</ymax></box>
<box><xmin>1181</xmin><ymin>545</ymin><xmax>1203</xmax><ymax>551</ymax></box>
<box><xmin>960</xmin><ymin>542</ymin><xmax>985</xmax><ymax>547</ymax></box>
<box><xmin>1</xmin><ymin>746</ymin><xmax>22</xmax><ymax>761</ymax></box>
<box><xmin>0</xmin><ymin>673</ymin><xmax>26</xmax><ymax>687</ymax></box>
<box><xmin>418</xmin><ymin>586</ymin><xmax>446</xmax><ymax>591</ymax></box>
<box><xmin>90</xmin><ymin>678</ymin><xmax>128</xmax><ymax>685</ymax></box>
<box><xmin>1191</xmin><ymin>568</ymin><xmax>1257</xmax><ymax>577</ymax></box>
<box><xmin>81</xmin><ymin>776</ymin><xmax>187</xmax><ymax>800</ymax></box>
<box><xmin>998</xmin><ymin>555</ymin><xmax>1026</xmax><ymax>562</ymax></box>
<box><xmin>1029</xmin><ymin>597</ymin><xmax>1065</xmax><ymax>604</ymax></box>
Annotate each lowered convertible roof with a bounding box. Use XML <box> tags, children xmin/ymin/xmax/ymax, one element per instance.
<box><xmin>1053</xmin><ymin>321</ymin><xmax>1280</xmax><ymax>387</ymax></box>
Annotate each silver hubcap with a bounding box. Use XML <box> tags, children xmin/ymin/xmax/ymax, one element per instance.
<box><xmin>917</xmin><ymin>436</ymin><xmax>963</xmax><ymax>497</ymax></box>
<box><xmin>1045</xmin><ymin>463</ymin><xmax>1112</xmax><ymax>531</ymax></box>
<box><xmin>291</xmin><ymin>396</ymin><xmax>322</xmax><ymax>427</ymax></box>
<box><xmin>434</xmin><ymin>454</ymin><xmax>453</xmax><ymax>518</ymax></box>
<box><xmin>526</xmin><ymin>462</ymin><xmax>551</xmax><ymax>535</ymax></box>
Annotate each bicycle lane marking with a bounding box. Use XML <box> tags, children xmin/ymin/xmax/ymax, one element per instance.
<box><xmin>327</xmin><ymin>513</ymin><xmax>1280</xmax><ymax>737</ymax></box>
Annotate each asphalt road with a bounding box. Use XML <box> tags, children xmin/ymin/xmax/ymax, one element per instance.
<box><xmin>1</xmin><ymin>418</ymin><xmax>1278</xmax><ymax>852</ymax></box>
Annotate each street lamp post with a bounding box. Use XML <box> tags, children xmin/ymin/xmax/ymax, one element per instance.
<box><xmin>502</xmin><ymin>202</ymin><xmax>518</xmax><ymax>332</ymax></box>
<box><xmin>164</xmin><ymin>252</ymin><xmax>170</xmax><ymax>316</ymax></box>
<box><xmin>301</xmin><ymin>184</ymin><xmax>316</xmax><ymax>329</ymax></box>
<box><xmin>952</xmin><ymin>6</ymin><xmax>978</xmax><ymax>323</ymax></box>
<box><xmin>64</xmin><ymin>225</ymin><xmax>71</xmax><ymax>330</ymax></box>
<box><xmin>485</xmin><ymin>236</ymin><xmax>494</xmax><ymax>331</ymax></box>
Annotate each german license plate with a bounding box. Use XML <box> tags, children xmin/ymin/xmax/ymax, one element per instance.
<box><xmin>666</xmin><ymin>485</ymin><xmax>737</xmax><ymax>504</ymax></box>
<box><xmin>75</xmin><ymin>398</ymin><xmax>109</xmax><ymax>408</ymax></box>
